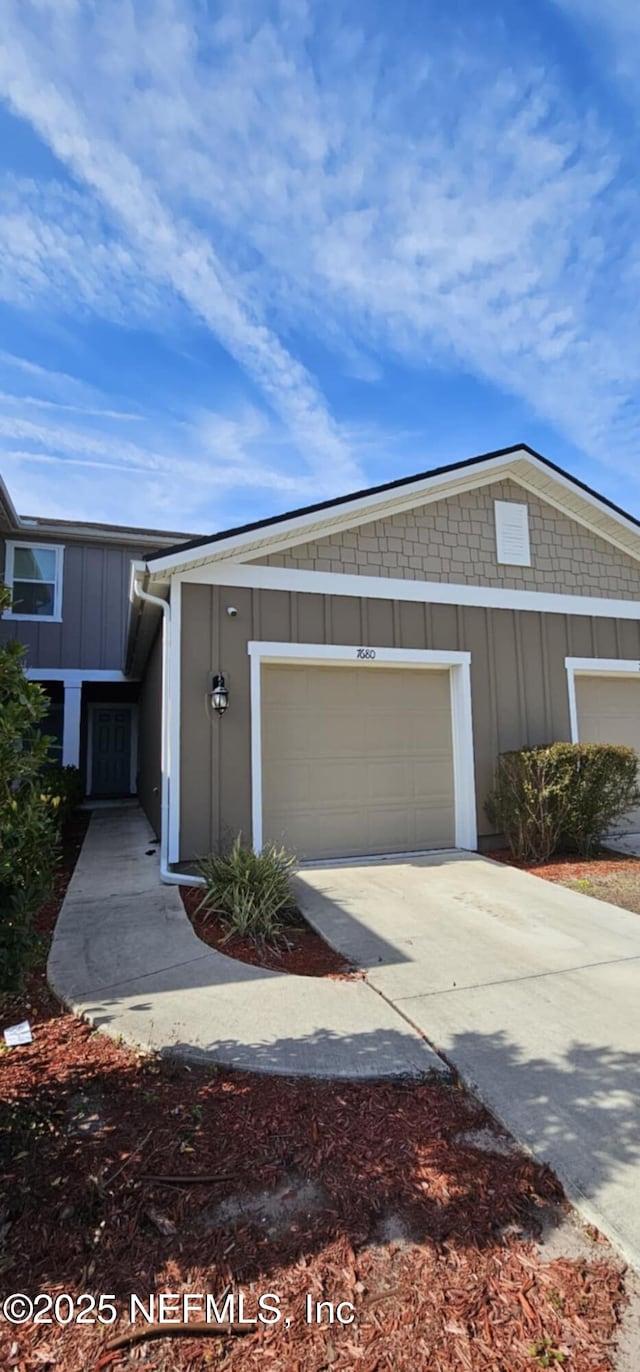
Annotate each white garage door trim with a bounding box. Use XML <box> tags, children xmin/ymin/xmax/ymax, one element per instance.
<box><xmin>248</xmin><ymin>641</ymin><xmax>477</xmax><ymax>855</ymax></box>
<box><xmin>565</xmin><ymin>655</ymin><xmax>640</xmax><ymax>742</ymax></box>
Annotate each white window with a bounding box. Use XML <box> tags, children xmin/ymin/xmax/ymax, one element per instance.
<box><xmin>3</xmin><ymin>542</ymin><xmax>64</xmax><ymax>620</ymax></box>
<box><xmin>494</xmin><ymin>500</ymin><xmax>531</xmax><ymax>566</ymax></box>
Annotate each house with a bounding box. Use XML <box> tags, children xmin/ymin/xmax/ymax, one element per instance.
<box><xmin>0</xmin><ymin>473</ymin><xmax>193</xmax><ymax>799</ymax></box>
<box><xmin>3</xmin><ymin>443</ymin><xmax>640</xmax><ymax>874</ymax></box>
<box><xmin>127</xmin><ymin>443</ymin><xmax>640</xmax><ymax>876</ymax></box>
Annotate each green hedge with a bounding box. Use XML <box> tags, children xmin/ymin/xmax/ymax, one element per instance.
<box><xmin>486</xmin><ymin>742</ymin><xmax>640</xmax><ymax>864</ymax></box>
<box><xmin>1</xmin><ymin>579</ymin><xmax>62</xmax><ymax>990</ymax></box>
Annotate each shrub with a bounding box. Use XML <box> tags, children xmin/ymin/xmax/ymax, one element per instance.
<box><xmin>485</xmin><ymin>747</ymin><xmax>571</xmax><ymax>864</ymax></box>
<box><xmin>41</xmin><ymin>764</ymin><xmax>84</xmax><ymax>823</ymax></box>
<box><xmin>0</xmin><ymin>584</ymin><xmax>61</xmax><ymax>990</ymax></box>
<box><xmin>486</xmin><ymin>742</ymin><xmax>640</xmax><ymax>864</ymax></box>
<box><xmin>556</xmin><ymin>742</ymin><xmax>640</xmax><ymax>857</ymax></box>
<box><xmin>196</xmin><ymin>835</ymin><xmax>297</xmax><ymax>943</ymax></box>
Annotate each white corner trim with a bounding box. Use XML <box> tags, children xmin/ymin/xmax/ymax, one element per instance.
<box><xmin>250</xmin><ymin>645</ymin><xmax>262</xmax><ymax>856</ymax></box>
<box><xmin>565</xmin><ymin>655</ymin><xmax>640</xmax><ymax>743</ymax></box>
<box><xmin>449</xmin><ymin>654</ymin><xmax>478</xmax><ymax>849</ymax></box>
<box><xmin>179</xmin><ymin>559</ymin><xmax>640</xmax><ymax>621</ymax></box>
<box><xmin>167</xmin><ymin>575</ymin><xmax>182</xmax><ymax>864</ymax></box>
<box><xmin>247</xmin><ymin>640</ymin><xmax>477</xmax><ymax>854</ymax></box>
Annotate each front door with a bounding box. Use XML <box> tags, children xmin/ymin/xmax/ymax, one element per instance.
<box><xmin>90</xmin><ymin>706</ymin><xmax>133</xmax><ymax>796</ymax></box>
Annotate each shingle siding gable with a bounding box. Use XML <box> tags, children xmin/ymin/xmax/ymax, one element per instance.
<box><xmin>255</xmin><ymin>479</ymin><xmax>640</xmax><ymax>600</ymax></box>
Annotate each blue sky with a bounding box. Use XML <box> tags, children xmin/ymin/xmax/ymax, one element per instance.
<box><xmin>0</xmin><ymin>0</ymin><xmax>639</xmax><ymax>534</ymax></box>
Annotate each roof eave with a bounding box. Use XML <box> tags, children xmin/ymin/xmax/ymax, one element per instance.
<box><xmin>145</xmin><ymin>443</ymin><xmax>640</xmax><ymax>578</ymax></box>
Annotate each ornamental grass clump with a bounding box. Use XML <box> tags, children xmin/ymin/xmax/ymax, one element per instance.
<box><xmin>197</xmin><ymin>835</ymin><xmax>297</xmax><ymax>944</ymax></box>
<box><xmin>486</xmin><ymin>742</ymin><xmax>640</xmax><ymax>864</ymax></box>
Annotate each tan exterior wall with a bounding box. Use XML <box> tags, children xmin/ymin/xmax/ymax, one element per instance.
<box><xmin>178</xmin><ymin>581</ymin><xmax>640</xmax><ymax>861</ymax></box>
<box><xmin>0</xmin><ymin>533</ymin><xmax>146</xmax><ymax>670</ymax></box>
<box><xmin>137</xmin><ymin>628</ymin><xmax>162</xmax><ymax>838</ymax></box>
<box><xmin>256</xmin><ymin>479</ymin><xmax>640</xmax><ymax>600</ymax></box>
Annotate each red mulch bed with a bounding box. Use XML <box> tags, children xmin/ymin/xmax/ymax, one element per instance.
<box><xmin>487</xmin><ymin>848</ymin><xmax>639</xmax><ymax>881</ymax></box>
<box><xmin>180</xmin><ymin>886</ymin><xmax>357</xmax><ymax>978</ymax></box>
<box><xmin>488</xmin><ymin>847</ymin><xmax>640</xmax><ymax>916</ymax></box>
<box><xmin>0</xmin><ymin>821</ymin><xmax>627</xmax><ymax>1371</ymax></box>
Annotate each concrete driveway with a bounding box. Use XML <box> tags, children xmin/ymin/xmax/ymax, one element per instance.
<box><xmin>294</xmin><ymin>851</ymin><xmax>640</xmax><ymax>1270</ymax></box>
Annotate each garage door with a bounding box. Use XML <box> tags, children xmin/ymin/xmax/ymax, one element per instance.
<box><xmin>575</xmin><ymin>675</ymin><xmax>640</xmax><ymax>831</ymax></box>
<box><xmin>261</xmin><ymin>663</ymin><xmax>456</xmax><ymax>860</ymax></box>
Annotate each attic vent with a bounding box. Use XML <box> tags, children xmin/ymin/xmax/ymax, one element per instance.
<box><xmin>494</xmin><ymin>500</ymin><xmax>531</xmax><ymax>566</ymax></box>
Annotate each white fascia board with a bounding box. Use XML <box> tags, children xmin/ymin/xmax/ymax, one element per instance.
<box><xmin>509</xmin><ymin>470</ymin><xmax>640</xmax><ymax>564</ymax></box>
<box><xmin>129</xmin><ymin>559</ymin><xmax>148</xmax><ymax>595</ymax></box>
<box><xmin>147</xmin><ymin>451</ymin><xmax>524</xmax><ymax>574</ymax></box>
<box><xmin>18</xmin><ymin>523</ymin><xmax>195</xmax><ymax>547</ymax></box>
<box><xmin>179</xmin><ymin>560</ymin><xmax>640</xmax><ymax>621</ymax></box>
<box><xmin>522</xmin><ymin>455</ymin><xmax>640</xmax><ymax>543</ymax></box>
<box><xmin>0</xmin><ymin>480</ymin><xmax>21</xmax><ymax>529</ymax></box>
<box><xmin>26</xmin><ymin>668</ymin><xmax>132</xmax><ymax>682</ymax></box>
<box><xmin>145</xmin><ymin>447</ymin><xmax>640</xmax><ymax>575</ymax></box>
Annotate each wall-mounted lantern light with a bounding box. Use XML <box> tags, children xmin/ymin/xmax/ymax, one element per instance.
<box><xmin>210</xmin><ymin>672</ymin><xmax>229</xmax><ymax>715</ymax></box>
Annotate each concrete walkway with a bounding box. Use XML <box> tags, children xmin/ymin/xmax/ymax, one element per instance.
<box><xmin>294</xmin><ymin>854</ymin><xmax>640</xmax><ymax>1270</ymax></box>
<box><xmin>605</xmin><ymin>831</ymin><xmax>640</xmax><ymax>858</ymax></box>
<box><xmin>48</xmin><ymin>807</ymin><xmax>444</xmax><ymax>1080</ymax></box>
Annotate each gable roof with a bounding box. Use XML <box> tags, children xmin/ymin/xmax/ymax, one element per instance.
<box><xmin>0</xmin><ymin>469</ymin><xmax>200</xmax><ymax>547</ymax></box>
<box><xmin>145</xmin><ymin>443</ymin><xmax>640</xmax><ymax>577</ymax></box>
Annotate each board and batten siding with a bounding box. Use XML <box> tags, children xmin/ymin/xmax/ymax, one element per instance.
<box><xmin>137</xmin><ymin>627</ymin><xmax>163</xmax><ymax>838</ymax></box>
<box><xmin>0</xmin><ymin>535</ymin><xmax>143</xmax><ymax>670</ymax></box>
<box><xmin>178</xmin><ymin>581</ymin><xmax>640</xmax><ymax>861</ymax></box>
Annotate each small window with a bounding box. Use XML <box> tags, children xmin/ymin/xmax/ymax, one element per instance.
<box><xmin>4</xmin><ymin>542</ymin><xmax>64</xmax><ymax>620</ymax></box>
<box><xmin>494</xmin><ymin>500</ymin><xmax>531</xmax><ymax>566</ymax></box>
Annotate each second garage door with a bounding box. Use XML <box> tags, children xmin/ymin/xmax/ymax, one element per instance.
<box><xmin>575</xmin><ymin>674</ymin><xmax>640</xmax><ymax>831</ymax></box>
<box><xmin>261</xmin><ymin>663</ymin><xmax>456</xmax><ymax>861</ymax></box>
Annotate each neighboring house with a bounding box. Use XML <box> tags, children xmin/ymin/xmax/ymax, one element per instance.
<box><xmin>4</xmin><ymin>443</ymin><xmax>640</xmax><ymax>874</ymax></box>
<box><xmin>0</xmin><ymin>474</ymin><xmax>192</xmax><ymax>801</ymax></box>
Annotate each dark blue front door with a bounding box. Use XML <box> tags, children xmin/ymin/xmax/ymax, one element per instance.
<box><xmin>91</xmin><ymin>707</ymin><xmax>132</xmax><ymax>796</ymax></box>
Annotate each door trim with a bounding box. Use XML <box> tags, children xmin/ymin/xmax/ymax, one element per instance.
<box><xmin>87</xmin><ymin>702</ymin><xmax>138</xmax><ymax>797</ymax></box>
<box><xmin>248</xmin><ymin>641</ymin><xmax>477</xmax><ymax>855</ymax></box>
<box><xmin>565</xmin><ymin>656</ymin><xmax>640</xmax><ymax>742</ymax></box>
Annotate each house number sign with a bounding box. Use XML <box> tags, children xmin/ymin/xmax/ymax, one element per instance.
<box><xmin>356</xmin><ymin>647</ymin><xmax>376</xmax><ymax>660</ymax></box>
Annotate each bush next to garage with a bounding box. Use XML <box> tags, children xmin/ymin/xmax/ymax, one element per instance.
<box><xmin>0</xmin><ymin>583</ymin><xmax>62</xmax><ymax>991</ymax></box>
<box><xmin>486</xmin><ymin>742</ymin><xmax>640</xmax><ymax>864</ymax></box>
<box><xmin>196</xmin><ymin>834</ymin><xmax>297</xmax><ymax>944</ymax></box>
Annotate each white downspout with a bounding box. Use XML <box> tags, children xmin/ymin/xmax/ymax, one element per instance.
<box><xmin>133</xmin><ymin>576</ymin><xmax>202</xmax><ymax>887</ymax></box>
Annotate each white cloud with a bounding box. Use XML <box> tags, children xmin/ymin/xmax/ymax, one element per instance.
<box><xmin>0</xmin><ymin>0</ymin><xmax>640</xmax><ymax>515</ymax></box>
<box><xmin>0</xmin><ymin>373</ymin><xmax>326</xmax><ymax>529</ymax></box>
<box><xmin>552</xmin><ymin>0</ymin><xmax>640</xmax><ymax>49</ymax></box>
<box><xmin>0</xmin><ymin>4</ymin><xmax>360</xmax><ymax>493</ymax></box>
